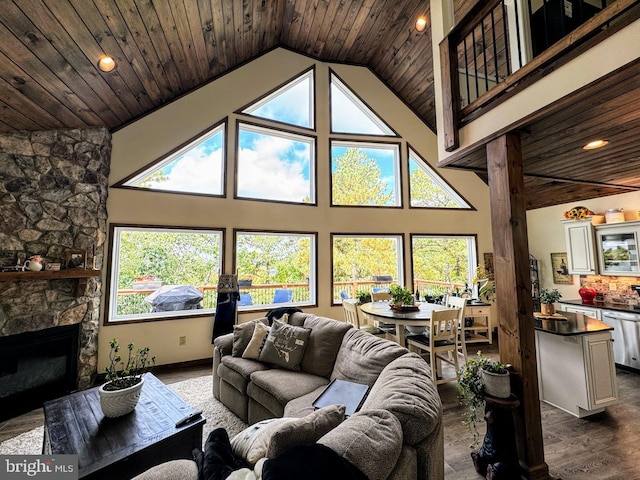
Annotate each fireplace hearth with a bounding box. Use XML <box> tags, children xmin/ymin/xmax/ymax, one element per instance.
<box><xmin>0</xmin><ymin>324</ymin><xmax>79</xmax><ymax>421</ymax></box>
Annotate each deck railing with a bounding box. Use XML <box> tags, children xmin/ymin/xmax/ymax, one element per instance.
<box><xmin>115</xmin><ymin>279</ymin><xmax>467</xmax><ymax>315</ymax></box>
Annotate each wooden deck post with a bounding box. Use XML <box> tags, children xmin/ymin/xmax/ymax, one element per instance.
<box><xmin>486</xmin><ymin>133</ymin><xmax>551</xmax><ymax>479</ymax></box>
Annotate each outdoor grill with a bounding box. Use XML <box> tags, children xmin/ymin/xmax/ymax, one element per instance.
<box><xmin>144</xmin><ymin>285</ymin><xmax>203</xmax><ymax>312</ymax></box>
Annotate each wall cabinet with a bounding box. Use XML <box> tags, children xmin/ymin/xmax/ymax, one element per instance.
<box><xmin>536</xmin><ymin>329</ymin><xmax>617</xmax><ymax>417</ymax></box>
<box><xmin>558</xmin><ymin>303</ymin><xmax>601</xmax><ymax>320</ymax></box>
<box><xmin>595</xmin><ymin>221</ymin><xmax>640</xmax><ymax>276</ymax></box>
<box><xmin>562</xmin><ymin>219</ymin><xmax>597</xmax><ymax>274</ymax></box>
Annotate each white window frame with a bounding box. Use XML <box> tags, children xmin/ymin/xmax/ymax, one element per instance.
<box><xmin>106</xmin><ymin>225</ymin><xmax>223</xmax><ymax>323</ymax></box>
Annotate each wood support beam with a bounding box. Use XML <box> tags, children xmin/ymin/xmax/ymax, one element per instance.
<box><xmin>486</xmin><ymin>133</ymin><xmax>551</xmax><ymax>480</ymax></box>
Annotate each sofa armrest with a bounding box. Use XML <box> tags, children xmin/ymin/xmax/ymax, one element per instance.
<box><xmin>213</xmin><ymin>333</ymin><xmax>233</xmax><ymax>399</ymax></box>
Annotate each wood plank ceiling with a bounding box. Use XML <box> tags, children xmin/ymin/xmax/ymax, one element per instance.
<box><xmin>0</xmin><ymin>0</ymin><xmax>638</xmax><ymax>210</ymax></box>
<box><xmin>0</xmin><ymin>0</ymin><xmax>433</xmax><ymax>133</ymax></box>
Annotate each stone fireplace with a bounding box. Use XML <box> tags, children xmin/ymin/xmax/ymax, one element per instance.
<box><xmin>0</xmin><ymin>128</ymin><xmax>111</xmax><ymax>411</ymax></box>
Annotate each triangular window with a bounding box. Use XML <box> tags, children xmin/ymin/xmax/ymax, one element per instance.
<box><xmin>409</xmin><ymin>148</ymin><xmax>472</xmax><ymax>209</ymax></box>
<box><xmin>121</xmin><ymin>123</ymin><xmax>225</xmax><ymax>196</ymax></box>
<box><xmin>242</xmin><ymin>70</ymin><xmax>314</xmax><ymax>129</ymax></box>
<box><xmin>330</xmin><ymin>72</ymin><xmax>395</xmax><ymax>136</ymax></box>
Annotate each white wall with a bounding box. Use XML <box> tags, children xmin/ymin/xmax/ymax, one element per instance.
<box><xmin>527</xmin><ymin>191</ymin><xmax>640</xmax><ymax>300</ymax></box>
<box><xmin>100</xmin><ymin>48</ymin><xmax>493</xmax><ymax>370</ymax></box>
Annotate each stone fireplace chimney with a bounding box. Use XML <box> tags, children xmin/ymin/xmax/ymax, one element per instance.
<box><xmin>0</xmin><ymin>128</ymin><xmax>111</xmax><ymax>393</ymax></box>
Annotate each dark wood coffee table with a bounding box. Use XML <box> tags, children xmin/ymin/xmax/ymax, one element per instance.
<box><xmin>43</xmin><ymin>373</ymin><xmax>205</xmax><ymax>480</ymax></box>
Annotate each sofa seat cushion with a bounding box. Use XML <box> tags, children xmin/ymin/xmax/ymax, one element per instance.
<box><xmin>282</xmin><ymin>385</ymin><xmax>327</xmax><ymax>418</ymax></box>
<box><xmin>318</xmin><ymin>409</ymin><xmax>403</xmax><ymax>480</ymax></box>
<box><xmin>248</xmin><ymin>369</ymin><xmax>329</xmax><ymax>414</ymax></box>
<box><xmin>361</xmin><ymin>352</ymin><xmax>442</xmax><ymax>445</ymax></box>
<box><xmin>331</xmin><ymin>329</ymin><xmax>408</xmax><ymax>386</ymax></box>
<box><xmin>220</xmin><ymin>356</ymin><xmax>271</xmax><ymax>393</ymax></box>
<box><xmin>293</xmin><ymin>315</ymin><xmax>352</xmax><ymax>378</ymax></box>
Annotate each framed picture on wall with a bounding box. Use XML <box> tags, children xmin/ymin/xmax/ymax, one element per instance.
<box><xmin>551</xmin><ymin>252</ymin><xmax>573</xmax><ymax>285</ymax></box>
<box><xmin>66</xmin><ymin>249</ymin><xmax>87</xmax><ymax>269</ymax></box>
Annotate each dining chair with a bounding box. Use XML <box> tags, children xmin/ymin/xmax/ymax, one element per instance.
<box><xmin>406</xmin><ymin>308</ymin><xmax>461</xmax><ymax>385</ymax></box>
<box><xmin>445</xmin><ymin>295</ymin><xmax>469</xmax><ymax>361</ymax></box>
<box><xmin>371</xmin><ymin>291</ymin><xmax>392</xmax><ymax>302</ymax></box>
<box><xmin>342</xmin><ymin>299</ymin><xmax>387</xmax><ymax>337</ymax></box>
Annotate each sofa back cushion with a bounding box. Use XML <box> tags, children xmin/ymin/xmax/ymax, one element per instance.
<box><xmin>331</xmin><ymin>329</ymin><xmax>407</xmax><ymax>385</ymax></box>
<box><xmin>290</xmin><ymin>315</ymin><xmax>352</xmax><ymax>378</ymax></box>
<box><xmin>361</xmin><ymin>352</ymin><xmax>442</xmax><ymax>445</ymax></box>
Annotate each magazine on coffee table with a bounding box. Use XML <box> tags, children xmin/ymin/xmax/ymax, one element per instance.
<box><xmin>312</xmin><ymin>379</ymin><xmax>370</xmax><ymax>416</ymax></box>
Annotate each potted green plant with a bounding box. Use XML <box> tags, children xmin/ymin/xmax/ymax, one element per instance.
<box><xmin>355</xmin><ymin>290</ymin><xmax>372</xmax><ymax>305</ymax></box>
<box><xmin>99</xmin><ymin>339</ymin><xmax>156</xmax><ymax>418</ymax></box>
<box><xmin>389</xmin><ymin>284</ymin><xmax>414</xmax><ymax>306</ymax></box>
<box><xmin>539</xmin><ymin>288</ymin><xmax>562</xmax><ymax>315</ymax></box>
<box><xmin>457</xmin><ymin>352</ymin><xmax>511</xmax><ymax>446</ymax></box>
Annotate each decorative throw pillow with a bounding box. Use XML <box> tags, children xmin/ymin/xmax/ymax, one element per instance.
<box><xmin>233</xmin><ymin>320</ymin><xmax>257</xmax><ymax>357</ymax></box>
<box><xmin>266</xmin><ymin>404</ymin><xmax>346</xmax><ymax>459</ymax></box>
<box><xmin>258</xmin><ymin>319</ymin><xmax>311</xmax><ymax>371</ymax></box>
<box><xmin>242</xmin><ymin>321</ymin><xmax>270</xmax><ymax>360</ymax></box>
<box><xmin>231</xmin><ymin>418</ymin><xmax>295</xmax><ymax>467</ymax></box>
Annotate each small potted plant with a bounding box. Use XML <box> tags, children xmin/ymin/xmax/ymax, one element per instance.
<box><xmin>355</xmin><ymin>290</ymin><xmax>372</xmax><ymax>305</ymax></box>
<box><xmin>457</xmin><ymin>352</ymin><xmax>511</xmax><ymax>446</ymax></box>
<box><xmin>99</xmin><ymin>339</ymin><xmax>155</xmax><ymax>418</ymax></box>
<box><xmin>539</xmin><ymin>288</ymin><xmax>562</xmax><ymax>315</ymax></box>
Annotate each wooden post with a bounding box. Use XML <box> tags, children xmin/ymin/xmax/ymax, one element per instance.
<box><xmin>486</xmin><ymin>133</ymin><xmax>551</xmax><ymax>480</ymax></box>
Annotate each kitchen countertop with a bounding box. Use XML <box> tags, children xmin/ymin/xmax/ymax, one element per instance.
<box><xmin>559</xmin><ymin>299</ymin><xmax>640</xmax><ymax>313</ymax></box>
<box><xmin>534</xmin><ymin>311</ymin><xmax>613</xmax><ymax>336</ymax></box>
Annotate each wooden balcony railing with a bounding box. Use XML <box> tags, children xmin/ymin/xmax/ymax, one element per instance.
<box><xmin>440</xmin><ymin>0</ymin><xmax>639</xmax><ymax>152</ymax></box>
<box><xmin>115</xmin><ymin>279</ymin><xmax>468</xmax><ymax>315</ymax></box>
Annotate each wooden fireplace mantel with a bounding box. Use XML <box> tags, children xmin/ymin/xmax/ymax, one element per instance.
<box><xmin>0</xmin><ymin>269</ymin><xmax>101</xmax><ymax>297</ymax></box>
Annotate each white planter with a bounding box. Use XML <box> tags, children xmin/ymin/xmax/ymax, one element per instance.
<box><xmin>98</xmin><ymin>377</ymin><xmax>144</xmax><ymax>418</ymax></box>
<box><xmin>481</xmin><ymin>369</ymin><xmax>511</xmax><ymax>399</ymax></box>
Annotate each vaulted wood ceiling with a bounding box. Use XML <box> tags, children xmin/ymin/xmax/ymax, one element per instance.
<box><xmin>0</xmin><ymin>0</ymin><xmax>434</xmax><ymax>134</ymax></box>
<box><xmin>0</xmin><ymin>0</ymin><xmax>639</xmax><ymax>210</ymax></box>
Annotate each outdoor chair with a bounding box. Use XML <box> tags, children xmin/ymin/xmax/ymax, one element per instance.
<box><xmin>272</xmin><ymin>289</ymin><xmax>293</xmax><ymax>304</ymax></box>
<box><xmin>406</xmin><ymin>308</ymin><xmax>461</xmax><ymax>385</ymax></box>
<box><xmin>238</xmin><ymin>293</ymin><xmax>253</xmax><ymax>306</ymax></box>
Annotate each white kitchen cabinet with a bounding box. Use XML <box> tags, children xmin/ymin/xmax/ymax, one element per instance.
<box><xmin>558</xmin><ymin>303</ymin><xmax>601</xmax><ymax>320</ymax></box>
<box><xmin>562</xmin><ymin>219</ymin><xmax>597</xmax><ymax>275</ymax></box>
<box><xmin>595</xmin><ymin>220</ymin><xmax>640</xmax><ymax>276</ymax></box>
<box><xmin>536</xmin><ymin>329</ymin><xmax>617</xmax><ymax>417</ymax></box>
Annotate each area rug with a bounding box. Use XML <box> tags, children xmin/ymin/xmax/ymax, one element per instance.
<box><xmin>0</xmin><ymin>375</ymin><xmax>248</xmax><ymax>455</ymax></box>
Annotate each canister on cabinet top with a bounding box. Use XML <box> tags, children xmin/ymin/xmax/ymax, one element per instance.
<box><xmin>605</xmin><ymin>208</ymin><xmax>625</xmax><ymax>223</ymax></box>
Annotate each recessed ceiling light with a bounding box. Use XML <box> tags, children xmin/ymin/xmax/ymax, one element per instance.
<box><xmin>583</xmin><ymin>139</ymin><xmax>609</xmax><ymax>150</ymax></box>
<box><xmin>98</xmin><ymin>56</ymin><xmax>116</xmax><ymax>73</ymax></box>
<box><xmin>415</xmin><ymin>16</ymin><xmax>428</xmax><ymax>32</ymax></box>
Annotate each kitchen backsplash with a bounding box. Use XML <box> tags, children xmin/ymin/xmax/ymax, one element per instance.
<box><xmin>581</xmin><ymin>275</ymin><xmax>640</xmax><ymax>306</ymax></box>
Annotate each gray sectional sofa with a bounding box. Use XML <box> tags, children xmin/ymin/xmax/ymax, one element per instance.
<box><xmin>212</xmin><ymin>312</ymin><xmax>444</xmax><ymax>480</ymax></box>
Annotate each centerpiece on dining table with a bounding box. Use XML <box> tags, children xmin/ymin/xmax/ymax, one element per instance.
<box><xmin>389</xmin><ymin>285</ymin><xmax>420</xmax><ymax>312</ymax></box>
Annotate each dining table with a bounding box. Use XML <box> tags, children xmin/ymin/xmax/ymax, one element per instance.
<box><xmin>359</xmin><ymin>301</ymin><xmax>449</xmax><ymax>346</ymax></box>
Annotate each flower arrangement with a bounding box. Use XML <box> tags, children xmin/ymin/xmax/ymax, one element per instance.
<box><xmin>103</xmin><ymin>339</ymin><xmax>156</xmax><ymax>391</ymax></box>
<box><xmin>389</xmin><ymin>284</ymin><xmax>414</xmax><ymax>306</ymax></box>
<box><xmin>539</xmin><ymin>288</ymin><xmax>562</xmax><ymax>304</ymax></box>
<box><xmin>355</xmin><ymin>290</ymin><xmax>372</xmax><ymax>304</ymax></box>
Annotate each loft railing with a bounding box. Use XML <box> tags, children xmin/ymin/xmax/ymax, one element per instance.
<box><xmin>440</xmin><ymin>0</ymin><xmax>639</xmax><ymax>152</ymax></box>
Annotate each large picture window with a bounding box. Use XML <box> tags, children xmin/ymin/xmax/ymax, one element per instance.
<box><xmin>411</xmin><ymin>235</ymin><xmax>477</xmax><ymax>299</ymax></box>
<box><xmin>331</xmin><ymin>234</ymin><xmax>404</xmax><ymax>302</ymax></box>
<box><xmin>234</xmin><ymin>230</ymin><xmax>317</xmax><ymax>310</ymax></box>
<box><xmin>106</xmin><ymin>225</ymin><xmax>223</xmax><ymax>323</ymax></box>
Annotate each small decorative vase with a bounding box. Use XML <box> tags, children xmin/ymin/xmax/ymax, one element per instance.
<box><xmin>98</xmin><ymin>377</ymin><xmax>144</xmax><ymax>418</ymax></box>
<box><xmin>540</xmin><ymin>303</ymin><xmax>555</xmax><ymax>316</ymax></box>
<box><xmin>481</xmin><ymin>369</ymin><xmax>511</xmax><ymax>399</ymax></box>
<box><xmin>578</xmin><ymin>287</ymin><xmax>596</xmax><ymax>305</ymax></box>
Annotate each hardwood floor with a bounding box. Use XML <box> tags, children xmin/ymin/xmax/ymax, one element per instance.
<box><xmin>2</xmin><ymin>350</ymin><xmax>640</xmax><ymax>479</ymax></box>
